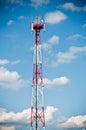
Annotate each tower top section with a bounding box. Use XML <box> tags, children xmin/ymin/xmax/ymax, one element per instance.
<box><xmin>31</xmin><ymin>16</ymin><xmax>46</xmax><ymax>31</ymax></box>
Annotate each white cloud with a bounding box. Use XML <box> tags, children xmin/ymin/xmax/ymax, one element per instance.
<box><xmin>0</xmin><ymin>108</ymin><xmax>30</xmax><ymax>124</ymax></box>
<box><xmin>42</xmin><ymin>35</ymin><xmax>59</xmax><ymax>51</ymax></box>
<box><xmin>0</xmin><ymin>59</ymin><xmax>20</xmax><ymax>65</ymax></box>
<box><xmin>53</xmin><ymin>46</ymin><xmax>86</xmax><ymax>66</ymax></box>
<box><xmin>66</xmin><ymin>34</ymin><xmax>83</xmax><ymax>40</ymax></box>
<box><xmin>0</xmin><ymin>126</ymin><xmax>15</xmax><ymax>130</ymax></box>
<box><xmin>0</xmin><ymin>67</ymin><xmax>29</xmax><ymax>89</ymax></box>
<box><xmin>0</xmin><ymin>67</ymin><xmax>20</xmax><ymax>81</ymax></box>
<box><xmin>45</xmin><ymin>11</ymin><xmax>67</xmax><ymax>24</ymax></box>
<box><xmin>42</xmin><ymin>43</ymin><xmax>51</xmax><ymax>51</ymax></box>
<box><xmin>43</xmin><ymin>76</ymin><xmax>70</xmax><ymax>88</ymax></box>
<box><xmin>47</xmin><ymin>35</ymin><xmax>59</xmax><ymax>44</ymax></box>
<box><xmin>5</xmin><ymin>34</ymin><xmax>16</xmax><ymax>39</ymax></box>
<box><xmin>0</xmin><ymin>106</ymin><xmax>58</xmax><ymax>127</ymax></box>
<box><xmin>11</xmin><ymin>60</ymin><xmax>20</xmax><ymax>65</ymax></box>
<box><xmin>31</xmin><ymin>0</ymin><xmax>49</xmax><ymax>7</ymax></box>
<box><xmin>0</xmin><ymin>59</ymin><xmax>10</xmax><ymax>65</ymax></box>
<box><xmin>82</xmin><ymin>24</ymin><xmax>86</xmax><ymax>28</ymax></box>
<box><xmin>83</xmin><ymin>6</ymin><xmax>86</xmax><ymax>11</ymax></box>
<box><xmin>7</xmin><ymin>20</ymin><xmax>14</xmax><ymax>26</ymax></box>
<box><xmin>1</xmin><ymin>107</ymin><xmax>86</xmax><ymax>129</ymax></box>
<box><xmin>18</xmin><ymin>16</ymin><xmax>26</xmax><ymax>20</ymax></box>
<box><xmin>62</xmin><ymin>2</ymin><xmax>86</xmax><ymax>12</ymax></box>
<box><xmin>45</xmin><ymin>106</ymin><xmax>58</xmax><ymax>123</ymax></box>
<box><xmin>5</xmin><ymin>0</ymin><xmax>22</xmax><ymax>4</ymax></box>
<box><xmin>58</xmin><ymin>115</ymin><xmax>86</xmax><ymax>128</ymax></box>
<box><xmin>65</xmin><ymin>34</ymin><xmax>86</xmax><ymax>45</ymax></box>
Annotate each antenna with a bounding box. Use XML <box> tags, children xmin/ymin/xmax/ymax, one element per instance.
<box><xmin>31</xmin><ymin>22</ymin><xmax>34</xmax><ymax>31</ymax></box>
<box><xmin>44</xmin><ymin>20</ymin><xmax>46</xmax><ymax>32</ymax></box>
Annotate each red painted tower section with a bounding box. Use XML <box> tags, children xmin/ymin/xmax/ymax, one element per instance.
<box><xmin>30</xmin><ymin>17</ymin><xmax>45</xmax><ymax>130</ymax></box>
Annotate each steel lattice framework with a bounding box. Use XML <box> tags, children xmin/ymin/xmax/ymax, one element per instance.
<box><xmin>30</xmin><ymin>17</ymin><xmax>45</xmax><ymax>130</ymax></box>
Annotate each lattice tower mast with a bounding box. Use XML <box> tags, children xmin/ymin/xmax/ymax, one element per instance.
<box><xmin>30</xmin><ymin>17</ymin><xmax>46</xmax><ymax>130</ymax></box>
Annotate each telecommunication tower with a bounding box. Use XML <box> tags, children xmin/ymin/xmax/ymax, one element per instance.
<box><xmin>30</xmin><ymin>17</ymin><xmax>46</xmax><ymax>130</ymax></box>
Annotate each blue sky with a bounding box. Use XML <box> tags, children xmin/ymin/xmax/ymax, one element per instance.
<box><xmin>0</xmin><ymin>0</ymin><xmax>86</xmax><ymax>130</ymax></box>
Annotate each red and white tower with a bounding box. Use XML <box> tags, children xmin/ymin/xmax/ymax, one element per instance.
<box><xmin>30</xmin><ymin>17</ymin><xmax>45</xmax><ymax>130</ymax></box>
